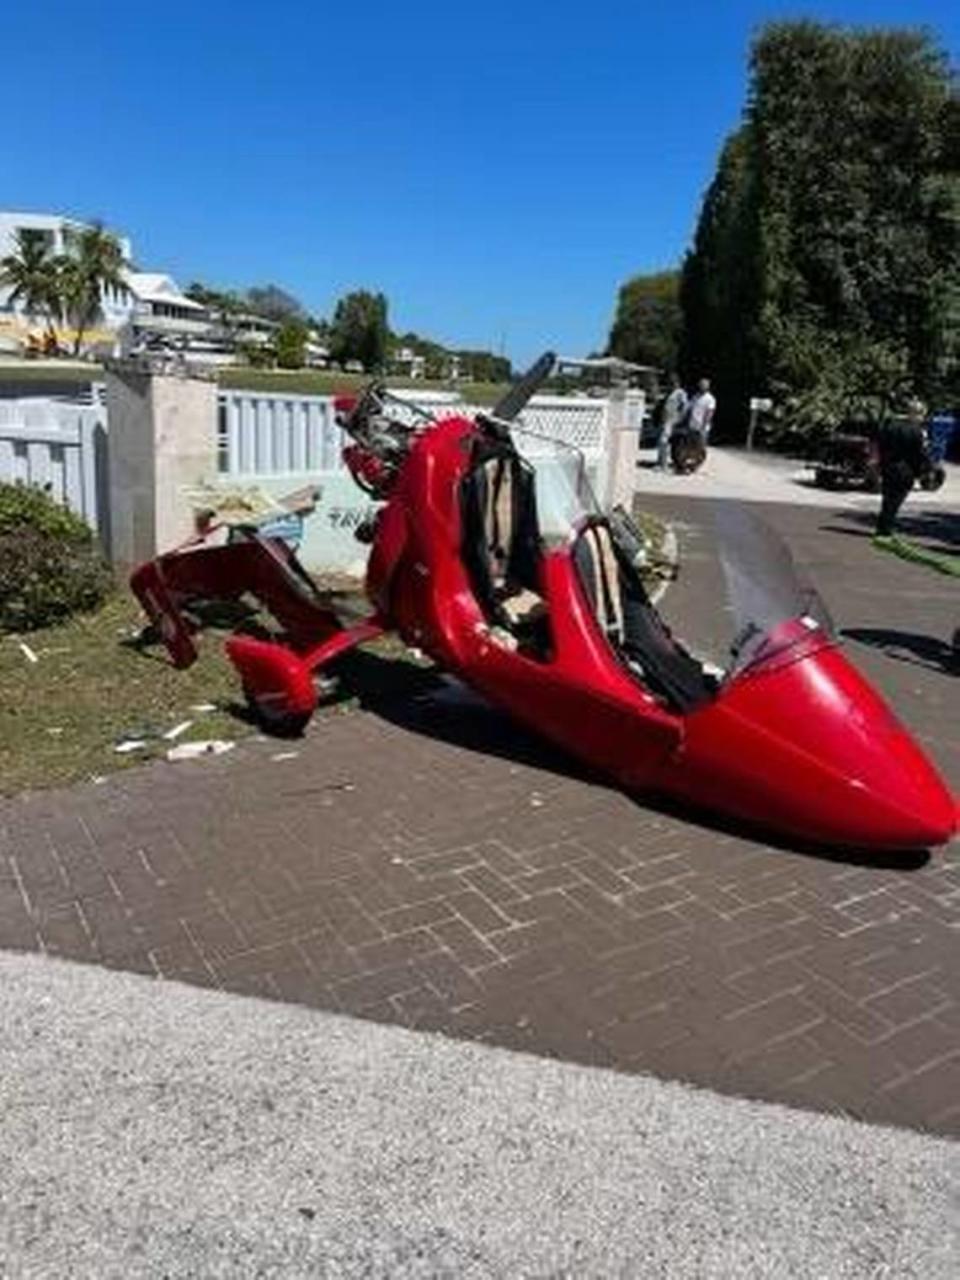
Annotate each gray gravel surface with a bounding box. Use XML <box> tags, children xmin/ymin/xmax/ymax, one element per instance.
<box><xmin>0</xmin><ymin>951</ymin><xmax>956</xmax><ymax>1278</ymax></box>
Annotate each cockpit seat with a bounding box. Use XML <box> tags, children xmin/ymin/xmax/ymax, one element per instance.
<box><xmin>461</xmin><ymin>445</ymin><xmax>546</xmax><ymax>641</ymax></box>
<box><xmin>574</xmin><ymin>519</ymin><xmax>714</xmax><ymax>712</ymax></box>
<box><xmin>576</xmin><ymin>523</ymin><xmax>626</xmax><ymax>646</ymax></box>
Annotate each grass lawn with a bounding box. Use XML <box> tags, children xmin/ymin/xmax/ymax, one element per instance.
<box><xmin>0</xmin><ymin>596</ymin><xmax>253</xmax><ymax>796</ymax></box>
<box><xmin>0</xmin><ymin>361</ymin><xmax>103</xmax><ymax>390</ymax></box>
<box><xmin>0</xmin><ymin>591</ymin><xmax>429</xmax><ymax>797</ymax></box>
<box><xmin>1</xmin><ymin>507</ymin><xmax>670</xmax><ymax>797</ymax></box>
<box><xmin>0</xmin><ymin>360</ymin><xmax>508</xmax><ymax>405</ymax></box>
<box><xmin>218</xmin><ymin>367</ymin><xmax>509</xmax><ymax>404</ymax></box>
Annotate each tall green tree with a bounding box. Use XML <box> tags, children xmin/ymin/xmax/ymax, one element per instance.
<box><xmin>679</xmin><ymin>128</ymin><xmax>759</xmax><ymax>427</ymax></box>
<box><xmin>454</xmin><ymin>349</ymin><xmax>512</xmax><ymax>383</ymax></box>
<box><xmin>0</xmin><ymin>228</ymin><xmax>62</xmax><ymax>338</ymax></box>
<box><xmin>329</xmin><ymin>290</ymin><xmax>389</xmax><ymax>371</ymax></box>
<box><xmin>607</xmin><ymin>270</ymin><xmax>683</xmax><ymax>372</ymax></box>
<box><xmin>681</xmin><ymin>22</ymin><xmax>958</xmax><ymax>438</ymax></box>
<box><xmin>245</xmin><ymin>284</ymin><xmax>306</xmax><ymax>322</ymax></box>
<box><xmin>57</xmin><ymin>222</ymin><xmax>126</xmax><ymax>356</ymax></box>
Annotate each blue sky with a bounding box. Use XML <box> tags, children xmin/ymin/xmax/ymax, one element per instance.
<box><xmin>3</xmin><ymin>1</ymin><xmax>956</xmax><ymax>364</ymax></box>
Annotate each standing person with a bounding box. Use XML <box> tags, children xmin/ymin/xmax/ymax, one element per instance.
<box><xmin>657</xmin><ymin>373</ymin><xmax>688</xmax><ymax>470</ymax></box>
<box><xmin>874</xmin><ymin>398</ymin><xmax>930</xmax><ymax>537</ymax></box>
<box><xmin>688</xmin><ymin>377</ymin><xmax>717</xmax><ymax>444</ymax></box>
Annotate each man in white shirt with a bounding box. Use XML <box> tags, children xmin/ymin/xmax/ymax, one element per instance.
<box><xmin>687</xmin><ymin>377</ymin><xmax>717</xmax><ymax>441</ymax></box>
<box><xmin>657</xmin><ymin>373</ymin><xmax>689</xmax><ymax>470</ymax></box>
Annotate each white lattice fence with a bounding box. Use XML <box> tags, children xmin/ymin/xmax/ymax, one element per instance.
<box><xmin>217</xmin><ymin>389</ymin><xmax>628</xmax><ymax>479</ymax></box>
<box><xmin>0</xmin><ymin>397</ymin><xmax>107</xmax><ymax>532</ymax></box>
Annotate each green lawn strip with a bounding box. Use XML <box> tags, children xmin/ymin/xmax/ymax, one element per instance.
<box><xmin>873</xmin><ymin>534</ymin><xmax>960</xmax><ymax>577</ymax></box>
<box><xmin>0</xmin><ymin>596</ymin><xmax>249</xmax><ymax>795</ymax></box>
<box><xmin>0</xmin><ymin>362</ymin><xmax>103</xmax><ymax>385</ymax></box>
<box><xmin>0</xmin><ymin>362</ymin><xmax>509</xmax><ymax>405</ymax></box>
<box><xmin>1</xmin><ymin>508</ymin><xmax>671</xmax><ymax>796</ymax></box>
<box><xmin>0</xmin><ymin>592</ymin><xmax>428</xmax><ymax>796</ymax></box>
<box><xmin>217</xmin><ymin>367</ymin><xmax>508</xmax><ymax>404</ymax></box>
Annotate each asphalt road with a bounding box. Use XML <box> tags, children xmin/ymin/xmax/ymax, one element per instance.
<box><xmin>1</xmin><ymin>952</ymin><xmax>956</xmax><ymax>1278</ymax></box>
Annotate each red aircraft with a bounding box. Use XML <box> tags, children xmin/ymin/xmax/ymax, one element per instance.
<box><xmin>131</xmin><ymin>353</ymin><xmax>957</xmax><ymax>853</ymax></box>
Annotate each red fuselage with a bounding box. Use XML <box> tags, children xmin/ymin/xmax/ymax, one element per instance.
<box><xmin>366</xmin><ymin>417</ymin><xmax>956</xmax><ymax>851</ymax></box>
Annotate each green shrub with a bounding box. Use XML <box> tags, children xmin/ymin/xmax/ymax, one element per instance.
<box><xmin>0</xmin><ymin>482</ymin><xmax>112</xmax><ymax>632</ymax></box>
<box><xmin>275</xmin><ymin>321</ymin><xmax>308</xmax><ymax>370</ymax></box>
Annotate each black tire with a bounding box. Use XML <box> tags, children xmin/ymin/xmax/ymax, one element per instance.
<box><xmin>243</xmin><ymin>684</ymin><xmax>311</xmax><ymax>738</ymax></box>
<box><xmin>919</xmin><ymin>465</ymin><xmax>946</xmax><ymax>492</ymax></box>
<box><xmin>672</xmin><ymin>436</ymin><xmax>706</xmax><ymax>474</ymax></box>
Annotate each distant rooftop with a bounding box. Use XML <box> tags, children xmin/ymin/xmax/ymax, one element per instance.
<box><xmin>124</xmin><ymin>272</ymin><xmax>204</xmax><ymax>309</ymax></box>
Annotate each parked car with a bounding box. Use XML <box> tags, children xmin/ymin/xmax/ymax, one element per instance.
<box><xmin>813</xmin><ymin>431</ymin><xmax>881</xmax><ymax>491</ymax></box>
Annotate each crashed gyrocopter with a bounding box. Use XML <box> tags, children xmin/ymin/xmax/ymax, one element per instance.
<box><xmin>131</xmin><ymin>353</ymin><xmax>957</xmax><ymax>852</ymax></box>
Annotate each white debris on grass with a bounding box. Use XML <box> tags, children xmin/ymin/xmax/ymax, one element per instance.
<box><xmin>114</xmin><ymin>740</ymin><xmax>149</xmax><ymax>755</ymax></box>
<box><xmin>17</xmin><ymin>641</ymin><xmax>38</xmax><ymax>664</ymax></box>
<box><xmin>166</xmin><ymin>740</ymin><xmax>235</xmax><ymax>763</ymax></box>
<box><xmin>163</xmin><ymin>721</ymin><xmax>194</xmax><ymax>741</ymax></box>
<box><xmin>271</xmin><ymin>751</ymin><xmax>300</xmax><ymax>762</ymax></box>
<box><xmin>190</xmin><ymin>703</ymin><xmax>217</xmax><ymax>713</ymax></box>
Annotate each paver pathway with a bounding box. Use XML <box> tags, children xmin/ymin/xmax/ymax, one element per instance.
<box><xmin>1</xmin><ymin>494</ymin><xmax>957</xmax><ymax>1135</ymax></box>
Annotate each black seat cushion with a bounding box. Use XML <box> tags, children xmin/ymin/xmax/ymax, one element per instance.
<box><xmin>574</xmin><ymin>520</ymin><xmax>713</xmax><ymax>712</ymax></box>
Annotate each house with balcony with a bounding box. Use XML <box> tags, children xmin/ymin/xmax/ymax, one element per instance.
<box><xmin>391</xmin><ymin>346</ymin><xmax>427</xmax><ymax>379</ymax></box>
<box><xmin>1</xmin><ymin>208</ymin><xmax>319</xmax><ymax>367</ymax></box>
<box><xmin>0</xmin><ymin>210</ymin><xmax>135</xmax><ymax>354</ymax></box>
<box><xmin>0</xmin><ymin>210</ymin><xmax>214</xmax><ymax>357</ymax></box>
<box><xmin>118</xmin><ymin>272</ymin><xmax>214</xmax><ymax>353</ymax></box>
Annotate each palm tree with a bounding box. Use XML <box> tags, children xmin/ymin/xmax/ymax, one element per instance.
<box><xmin>58</xmin><ymin>222</ymin><xmax>126</xmax><ymax>357</ymax></box>
<box><xmin>0</xmin><ymin>228</ymin><xmax>62</xmax><ymax>344</ymax></box>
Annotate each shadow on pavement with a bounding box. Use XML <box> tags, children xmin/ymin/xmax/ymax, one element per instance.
<box><xmin>332</xmin><ymin>649</ymin><xmax>596</xmax><ymax>785</ymax></box>
<box><xmin>304</xmin><ymin>648</ymin><xmax>934</xmax><ymax>872</ymax></box>
<box><xmin>844</xmin><ymin>626</ymin><xmax>958</xmax><ymax>676</ymax></box>
<box><xmin>824</xmin><ymin>507</ymin><xmax>960</xmax><ymax>555</ymax></box>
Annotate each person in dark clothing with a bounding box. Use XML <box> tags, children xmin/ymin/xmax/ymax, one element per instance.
<box><xmin>874</xmin><ymin>407</ymin><xmax>930</xmax><ymax>537</ymax></box>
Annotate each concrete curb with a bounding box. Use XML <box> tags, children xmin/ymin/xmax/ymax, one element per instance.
<box><xmin>649</xmin><ymin>521</ymin><xmax>679</xmax><ymax>605</ymax></box>
<box><xmin>1</xmin><ymin>951</ymin><xmax>956</xmax><ymax>1278</ymax></box>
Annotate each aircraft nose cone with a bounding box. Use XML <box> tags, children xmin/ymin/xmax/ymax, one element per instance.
<box><xmin>855</xmin><ymin>777</ymin><xmax>958</xmax><ymax>850</ymax></box>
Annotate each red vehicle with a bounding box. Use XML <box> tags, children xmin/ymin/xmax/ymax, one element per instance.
<box><xmin>131</xmin><ymin>354</ymin><xmax>956</xmax><ymax>852</ymax></box>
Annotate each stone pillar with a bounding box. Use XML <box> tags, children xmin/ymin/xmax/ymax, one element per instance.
<box><xmin>599</xmin><ymin>385</ymin><xmax>643</xmax><ymax>512</ymax></box>
<box><xmin>103</xmin><ymin>357</ymin><xmax>218</xmax><ymax>571</ymax></box>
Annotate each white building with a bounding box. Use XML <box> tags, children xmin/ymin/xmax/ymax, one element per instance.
<box><xmin>0</xmin><ymin>211</ymin><xmax>132</xmax><ymax>273</ymax></box>
<box><xmin>0</xmin><ymin>210</ymin><xmax>212</xmax><ymax>357</ymax></box>
<box><xmin>392</xmin><ymin>346</ymin><xmax>427</xmax><ymax>379</ymax></box>
<box><xmin>0</xmin><ymin>209</ymin><xmax>322</xmax><ymax>367</ymax></box>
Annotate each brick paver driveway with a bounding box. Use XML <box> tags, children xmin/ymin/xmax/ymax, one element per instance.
<box><xmin>1</xmin><ymin>496</ymin><xmax>957</xmax><ymax>1134</ymax></box>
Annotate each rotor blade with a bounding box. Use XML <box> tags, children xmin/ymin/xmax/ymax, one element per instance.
<box><xmin>491</xmin><ymin>350</ymin><xmax>556</xmax><ymax>421</ymax></box>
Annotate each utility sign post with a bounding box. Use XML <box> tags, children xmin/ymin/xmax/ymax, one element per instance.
<box><xmin>747</xmin><ymin>396</ymin><xmax>773</xmax><ymax>450</ymax></box>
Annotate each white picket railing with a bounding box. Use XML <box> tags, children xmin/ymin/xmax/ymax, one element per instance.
<box><xmin>217</xmin><ymin>391</ymin><xmax>342</xmax><ymax>477</ymax></box>
<box><xmin>217</xmin><ymin>389</ymin><xmax>625</xmax><ymax>478</ymax></box>
<box><xmin>0</xmin><ymin>397</ymin><xmax>106</xmax><ymax>532</ymax></box>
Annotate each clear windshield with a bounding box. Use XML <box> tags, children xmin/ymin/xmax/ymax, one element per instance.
<box><xmin>396</xmin><ymin>371</ymin><xmax>833</xmax><ymax>686</ymax></box>
<box><xmin>510</xmin><ymin>425</ymin><xmax>601</xmax><ymax>543</ymax></box>
<box><xmin>716</xmin><ymin>505</ymin><xmax>834</xmax><ymax>676</ymax></box>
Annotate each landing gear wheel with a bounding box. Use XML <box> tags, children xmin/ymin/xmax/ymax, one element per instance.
<box><xmin>242</xmin><ymin>684</ymin><xmax>312</xmax><ymax>738</ymax></box>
